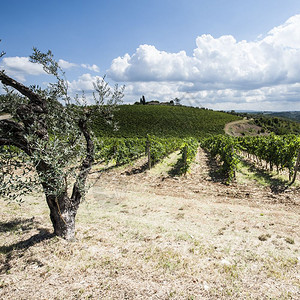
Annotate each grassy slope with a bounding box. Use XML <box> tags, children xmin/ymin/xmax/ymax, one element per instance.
<box><xmin>91</xmin><ymin>105</ymin><xmax>241</xmax><ymax>137</ymax></box>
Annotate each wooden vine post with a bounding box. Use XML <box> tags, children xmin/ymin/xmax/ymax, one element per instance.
<box><xmin>291</xmin><ymin>149</ymin><xmax>300</xmax><ymax>184</ymax></box>
<box><xmin>146</xmin><ymin>139</ymin><xmax>151</xmax><ymax>169</ymax></box>
<box><xmin>183</xmin><ymin>145</ymin><xmax>187</xmax><ymax>175</ymax></box>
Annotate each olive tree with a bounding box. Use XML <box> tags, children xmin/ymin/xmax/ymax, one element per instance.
<box><xmin>0</xmin><ymin>47</ymin><xmax>124</xmax><ymax>240</ymax></box>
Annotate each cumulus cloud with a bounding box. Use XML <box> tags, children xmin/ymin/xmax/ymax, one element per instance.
<box><xmin>67</xmin><ymin>73</ymin><xmax>118</xmax><ymax>105</ymax></box>
<box><xmin>68</xmin><ymin>73</ymin><xmax>103</xmax><ymax>93</ymax></box>
<box><xmin>81</xmin><ymin>64</ymin><xmax>100</xmax><ymax>73</ymax></box>
<box><xmin>57</xmin><ymin>60</ymin><xmax>100</xmax><ymax>72</ymax></box>
<box><xmin>108</xmin><ymin>45</ymin><xmax>191</xmax><ymax>82</ymax></box>
<box><xmin>58</xmin><ymin>59</ymin><xmax>77</xmax><ymax>69</ymax></box>
<box><xmin>0</xmin><ymin>56</ymin><xmax>46</xmax><ymax>82</ymax></box>
<box><xmin>108</xmin><ymin>14</ymin><xmax>300</xmax><ymax>110</ymax></box>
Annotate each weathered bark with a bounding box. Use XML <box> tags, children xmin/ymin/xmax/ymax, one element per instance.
<box><xmin>34</xmin><ymin>159</ymin><xmax>78</xmax><ymax>240</ymax></box>
<box><xmin>0</xmin><ymin>119</ymin><xmax>32</xmax><ymax>155</ymax></box>
<box><xmin>41</xmin><ymin>116</ymin><xmax>94</xmax><ymax>240</ymax></box>
<box><xmin>45</xmin><ymin>193</ymin><xmax>78</xmax><ymax>240</ymax></box>
<box><xmin>0</xmin><ymin>71</ymin><xmax>46</xmax><ymax>109</ymax></box>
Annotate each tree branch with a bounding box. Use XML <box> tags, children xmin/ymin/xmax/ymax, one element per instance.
<box><xmin>0</xmin><ymin>71</ymin><xmax>47</xmax><ymax>112</ymax></box>
<box><xmin>0</xmin><ymin>119</ymin><xmax>32</xmax><ymax>155</ymax></box>
<box><xmin>71</xmin><ymin>118</ymin><xmax>94</xmax><ymax>203</ymax></box>
<box><xmin>0</xmin><ymin>72</ymin><xmax>49</xmax><ymax>140</ymax></box>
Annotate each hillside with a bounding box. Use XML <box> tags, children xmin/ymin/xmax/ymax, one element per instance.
<box><xmin>91</xmin><ymin>105</ymin><xmax>241</xmax><ymax>137</ymax></box>
<box><xmin>258</xmin><ymin>111</ymin><xmax>300</xmax><ymax>122</ymax></box>
<box><xmin>251</xmin><ymin>116</ymin><xmax>300</xmax><ymax>135</ymax></box>
<box><xmin>224</xmin><ymin>119</ymin><xmax>268</xmax><ymax>136</ymax></box>
<box><xmin>231</xmin><ymin>112</ymin><xmax>300</xmax><ymax>135</ymax></box>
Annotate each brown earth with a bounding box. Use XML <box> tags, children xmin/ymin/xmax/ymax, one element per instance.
<box><xmin>0</xmin><ymin>148</ymin><xmax>299</xmax><ymax>299</ymax></box>
<box><xmin>224</xmin><ymin>119</ymin><xmax>266</xmax><ymax>136</ymax></box>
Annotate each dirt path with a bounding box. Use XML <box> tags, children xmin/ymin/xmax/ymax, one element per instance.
<box><xmin>224</xmin><ymin>118</ymin><xmax>265</xmax><ymax>136</ymax></box>
<box><xmin>224</xmin><ymin>119</ymin><xmax>248</xmax><ymax>135</ymax></box>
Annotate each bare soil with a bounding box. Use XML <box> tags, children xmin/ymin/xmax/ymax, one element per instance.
<box><xmin>224</xmin><ymin>119</ymin><xmax>266</xmax><ymax>136</ymax></box>
<box><xmin>1</xmin><ymin>149</ymin><xmax>299</xmax><ymax>299</ymax></box>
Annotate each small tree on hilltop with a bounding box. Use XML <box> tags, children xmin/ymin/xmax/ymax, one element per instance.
<box><xmin>0</xmin><ymin>46</ymin><xmax>124</xmax><ymax>240</ymax></box>
<box><xmin>140</xmin><ymin>95</ymin><xmax>146</xmax><ymax>105</ymax></box>
<box><xmin>174</xmin><ymin>97</ymin><xmax>181</xmax><ymax>106</ymax></box>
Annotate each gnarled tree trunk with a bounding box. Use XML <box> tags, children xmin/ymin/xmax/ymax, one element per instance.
<box><xmin>45</xmin><ymin>193</ymin><xmax>78</xmax><ymax>240</ymax></box>
<box><xmin>0</xmin><ymin>71</ymin><xmax>94</xmax><ymax>240</ymax></box>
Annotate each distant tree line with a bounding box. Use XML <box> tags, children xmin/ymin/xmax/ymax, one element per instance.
<box><xmin>134</xmin><ymin>95</ymin><xmax>181</xmax><ymax>106</ymax></box>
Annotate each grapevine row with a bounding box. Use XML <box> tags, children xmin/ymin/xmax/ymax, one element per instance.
<box><xmin>146</xmin><ymin>135</ymin><xmax>182</xmax><ymax>168</ymax></box>
<box><xmin>201</xmin><ymin>134</ymin><xmax>300</xmax><ymax>183</ymax></box>
<box><xmin>178</xmin><ymin>138</ymin><xmax>199</xmax><ymax>175</ymax></box>
<box><xmin>201</xmin><ymin>135</ymin><xmax>241</xmax><ymax>182</ymax></box>
<box><xmin>238</xmin><ymin>134</ymin><xmax>300</xmax><ymax>179</ymax></box>
<box><xmin>95</xmin><ymin>137</ymin><xmax>146</xmax><ymax>165</ymax></box>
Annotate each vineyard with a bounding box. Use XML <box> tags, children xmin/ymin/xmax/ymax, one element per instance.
<box><xmin>1</xmin><ymin>103</ymin><xmax>300</xmax><ymax>299</ymax></box>
<box><xmin>88</xmin><ymin>105</ymin><xmax>300</xmax><ymax>184</ymax></box>
<box><xmin>91</xmin><ymin>104</ymin><xmax>241</xmax><ymax>137</ymax></box>
<box><xmin>1</xmin><ymin>129</ymin><xmax>300</xmax><ymax>299</ymax></box>
<box><xmin>94</xmin><ymin>136</ymin><xmax>198</xmax><ymax>175</ymax></box>
<box><xmin>93</xmin><ymin>133</ymin><xmax>300</xmax><ymax>185</ymax></box>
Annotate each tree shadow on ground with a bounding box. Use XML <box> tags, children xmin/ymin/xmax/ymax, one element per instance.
<box><xmin>0</xmin><ymin>217</ymin><xmax>35</xmax><ymax>233</ymax></box>
<box><xmin>0</xmin><ymin>217</ymin><xmax>54</xmax><ymax>254</ymax></box>
<box><xmin>0</xmin><ymin>218</ymin><xmax>54</xmax><ymax>274</ymax></box>
<box><xmin>240</xmin><ymin>158</ymin><xmax>289</xmax><ymax>194</ymax></box>
<box><xmin>0</xmin><ymin>227</ymin><xmax>53</xmax><ymax>255</ymax></box>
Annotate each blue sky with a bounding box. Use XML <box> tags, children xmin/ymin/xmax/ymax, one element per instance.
<box><xmin>1</xmin><ymin>0</ymin><xmax>300</xmax><ymax>111</ymax></box>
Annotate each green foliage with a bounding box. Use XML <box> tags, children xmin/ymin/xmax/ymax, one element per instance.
<box><xmin>253</xmin><ymin>116</ymin><xmax>300</xmax><ymax>135</ymax></box>
<box><xmin>258</xmin><ymin>112</ymin><xmax>300</xmax><ymax>123</ymax></box>
<box><xmin>147</xmin><ymin>136</ymin><xmax>182</xmax><ymax>167</ymax></box>
<box><xmin>95</xmin><ymin>136</ymin><xmax>199</xmax><ymax>174</ymax></box>
<box><xmin>201</xmin><ymin>135</ymin><xmax>242</xmax><ymax>182</ymax></box>
<box><xmin>91</xmin><ymin>105</ymin><xmax>241</xmax><ymax>138</ymax></box>
<box><xmin>95</xmin><ymin>137</ymin><xmax>146</xmax><ymax>165</ymax></box>
<box><xmin>238</xmin><ymin>134</ymin><xmax>300</xmax><ymax>178</ymax></box>
<box><xmin>0</xmin><ymin>48</ymin><xmax>124</xmax><ymax>202</ymax></box>
<box><xmin>201</xmin><ymin>134</ymin><xmax>300</xmax><ymax>183</ymax></box>
<box><xmin>0</xmin><ymin>146</ymin><xmax>39</xmax><ymax>202</ymax></box>
<box><xmin>178</xmin><ymin>138</ymin><xmax>199</xmax><ymax>175</ymax></box>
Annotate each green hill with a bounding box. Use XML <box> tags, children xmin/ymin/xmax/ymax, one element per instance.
<box><xmin>257</xmin><ymin>111</ymin><xmax>300</xmax><ymax>122</ymax></box>
<box><xmin>91</xmin><ymin>105</ymin><xmax>241</xmax><ymax>138</ymax></box>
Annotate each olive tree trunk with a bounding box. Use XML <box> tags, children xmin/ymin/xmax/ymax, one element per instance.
<box><xmin>45</xmin><ymin>193</ymin><xmax>78</xmax><ymax>240</ymax></box>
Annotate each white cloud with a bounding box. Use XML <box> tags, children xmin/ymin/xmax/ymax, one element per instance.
<box><xmin>54</xmin><ymin>60</ymin><xmax>101</xmax><ymax>73</ymax></box>
<box><xmin>108</xmin><ymin>14</ymin><xmax>300</xmax><ymax>110</ymax></box>
<box><xmin>68</xmin><ymin>73</ymin><xmax>103</xmax><ymax>93</ymax></box>
<box><xmin>108</xmin><ymin>45</ymin><xmax>191</xmax><ymax>82</ymax></box>
<box><xmin>81</xmin><ymin>64</ymin><xmax>100</xmax><ymax>73</ymax></box>
<box><xmin>0</xmin><ymin>56</ymin><xmax>46</xmax><ymax>82</ymax></box>
<box><xmin>58</xmin><ymin>59</ymin><xmax>77</xmax><ymax>69</ymax></box>
<box><xmin>67</xmin><ymin>73</ymin><xmax>118</xmax><ymax>105</ymax></box>
<box><xmin>0</xmin><ymin>55</ymin><xmax>100</xmax><ymax>83</ymax></box>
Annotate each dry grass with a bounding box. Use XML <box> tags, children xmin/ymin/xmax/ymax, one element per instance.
<box><xmin>1</xmin><ymin>149</ymin><xmax>300</xmax><ymax>299</ymax></box>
